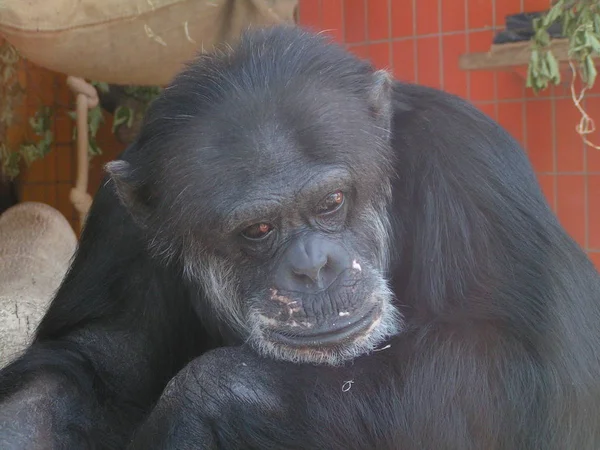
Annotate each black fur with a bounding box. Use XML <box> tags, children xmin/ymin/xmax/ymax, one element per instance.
<box><xmin>1</xmin><ymin>26</ymin><xmax>600</xmax><ymax>450</ymax></box>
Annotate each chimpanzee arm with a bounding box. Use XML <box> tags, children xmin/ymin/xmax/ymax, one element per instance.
<box><xmin>122</xmin><ymin>335</ymin><xmax>516</xmax><ymax>450</ymax></box>
<box><xmin>128</xmin><ymin>341</ymin><xmax>485</xmax><ymax>450</ymax></box>
<box><xmin>128</xmin><ymin>327</ymin><xmax>599</xmax><ymax>450</ymax></box>
<box><xmin>0</xmin><ymin>186</ymin><xmax>214</xmax><ymax>448</ymax></box>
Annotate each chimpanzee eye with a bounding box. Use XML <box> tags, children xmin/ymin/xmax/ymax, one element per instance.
<box><xmin>241</xmin><ymin>222</ymin><xmax>274</xmax><ymax>240</ymax></box>
<box><xmin>316</xmin><ymin>191</ymin><xmax>344</xmax><ymax>215</ymax></box>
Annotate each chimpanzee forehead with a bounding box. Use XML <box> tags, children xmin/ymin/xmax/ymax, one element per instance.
<box><xmin>181</xmin><ymin>116</ymin><xmax>370</xmax><ymax>201</ymax></box>
<box><xmin>150</xmin><ymin>69</ymin><xmax>390</xmax><ymax>231</ymax></box>
<box><xmin>194</xmin><ymin>85</ymin><xmax>375</xmax><ymax>166</ymax></box>
<box><xmin>188</xmin><ymin>136</ymin><xmax>353</xmax><ymax>210</ymax></box>
<box><xmin>161</xmin><ymin>116</ymin><xmax>364</xmax><ymax>233</ymax></box>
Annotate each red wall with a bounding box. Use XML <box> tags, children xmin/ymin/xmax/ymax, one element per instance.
<box><xmin>298</xmin><ymin>0</ymin><xmax>600</xmax><ymax>269</ymax></box>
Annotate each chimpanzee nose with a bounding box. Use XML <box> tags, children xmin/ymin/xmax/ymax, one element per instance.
<box><xmin>276</xmin><ymin>236</ymin><xmax>350</xmax><ymax>293</ymax></box>
<box><xmin>292</xmin><ymin>253</ymin><xmax>328</xmax><ymax>284</ymax></box>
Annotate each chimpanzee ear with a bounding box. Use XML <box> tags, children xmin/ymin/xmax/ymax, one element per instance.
<box><xmin>367</xmin><ymin>69</ymin><xmax>394</xmax><ymax>132</ymax></box>
<box><xmin>104</xmin><ymin>160</ymin><xmax>151</xmax><ymax>226</ymax></box>
<box><xmin>369</xmin><ymin>70</ymin><xmax>411</xmax><ymax>131</ymax></box>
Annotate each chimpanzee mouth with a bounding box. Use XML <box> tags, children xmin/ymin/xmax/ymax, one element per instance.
<box><xmin>268</xmin><ymin>306</ymin><xmax>380</xmax><ymax>348</ymax></box>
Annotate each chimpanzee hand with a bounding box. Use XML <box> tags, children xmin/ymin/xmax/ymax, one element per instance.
<box><xmin>127</xmin><ymin>346</ymin><xmax>295</xmax><ymax>450</ymax></box>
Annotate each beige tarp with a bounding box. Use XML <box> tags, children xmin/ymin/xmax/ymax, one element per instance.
<box><xmin>0</xmin><ymin>0</ymin><xmax>298</xmax><ymax>86</ymax></box>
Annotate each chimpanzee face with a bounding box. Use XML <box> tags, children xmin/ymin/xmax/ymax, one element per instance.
<box><xmin>105</xmin><ymin>33</ymin><xmax>402</xmax><ymax>365</ymax></box>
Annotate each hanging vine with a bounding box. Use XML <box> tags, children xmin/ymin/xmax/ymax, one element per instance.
<box><xmin>527</xmin><ymin>0</ymin><xmax>600</xmax><ymax>148</ymax></box>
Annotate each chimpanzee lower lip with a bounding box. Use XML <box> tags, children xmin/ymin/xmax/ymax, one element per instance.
<box><xmin>269</xmin><ymin>306</ymin><xmax>380</xmax><ymax>347</ymax></box>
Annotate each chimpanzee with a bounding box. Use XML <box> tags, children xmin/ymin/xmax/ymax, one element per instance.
<box><xmin>1</xmin><ymin>25</ymin><xmax>599</xmax><ymax>450</ymax></box>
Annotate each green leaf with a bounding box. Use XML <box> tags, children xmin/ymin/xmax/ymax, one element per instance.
<box><xmin>533</xmin><ymin>16</ymin><xmax>543</xmax><ymax>33</ymax></box>
<box><xmin>112</xmin><ymin>105</ymin><xmax>133</xmax><ymax>132</ymax></box>
<box><xmin>19</xmin><ymin>143</ymin><xmax>39</xmax><ymax>164</ymax></box>
<box><xmin>123</xmin><ymin>85</ymin><xmax>162</xmax><ymax>103</ymax></box>
<box><xmin>538</xmin><ymin>30</ymin><xmax>551</xmax><ymax>47</ymax></box>
<box><xmin>564</xmin><ymin>9</ymin><xmax>576</xmax><ymax>36</ymax></box>
<box><xmin>540</xmin><ymin>56</ymin><xmax>552</xmax><ymax>78</ymax></box>
<box><xmin>546</xmin><ymin>51</ymin><xmax>561</xmax><ymax>84</ymax></box>
<box><xmin>88</xmin><ymin>106</ymin><xmax>105</xmax><ymax>137</ymax></box>
<box><xmin>526</xmin><ymin>65</ymin><xmax>535</xmax><ymax>89</ymax></box>
<box><xmin>542</xmin><ymin>2</ymin><xmax>563</xmax><ymax>28</ymax></box>
<box><xmin>580</xmin><ymin>4</ymin><xmax>593</xmax><ymax>26</ymax></box>
<box><xmin>88</xmin><ymin>139</ymin><xmax>102</xmax><ymax>156</ymax></box>
<box><xmin>2</xmin><ymin>150</ymin><xmax>21</xmax><ymax>179</ymax></box>
<box><xmin>531</xmin><ymin>49</ymin><xmax>540</xmax><ymax>76</ymax></box>
<box><xmin>585</xmin><ymin>54</ymin><xmax>597</xmax><ymax>87</ymax></box>
<box><xmin>2</xmin><ymin>65</ymin><xmax>14</xmax><ymax>82</ymax></box>
<box><xmin>41</xmin><ymin>130</ymin><xmax>53</xmax><ymax>147</ymax></box>
<box><xmin>588</xmin><ymin>33</ymin><xmax>600</xmax><ymax>54</ymax></box>
<box><xmin>127</xmin><ymin>111</ymin><xmax>135</xmax><ymax>128</ymax></box>
<box><xmin>91</xmin><ymin>81</ymin><xmax>110</xmax><ymax>93</ymax></box>
<box><xmin>594</xmin><ymin>14</ymin><xmax>600</xmax><ymax>34</ymax></box>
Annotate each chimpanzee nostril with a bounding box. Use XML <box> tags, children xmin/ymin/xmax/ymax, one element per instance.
<box><xmin>291</xmin><ymin>254</ymin><xmax>328</xmax><ymax>284</ymax></box>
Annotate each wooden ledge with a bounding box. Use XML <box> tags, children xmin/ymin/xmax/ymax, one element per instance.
<box><xmin>459</xmin><ymin>38</ymin><xmax>570</xmax><ymax>71</ymax></box>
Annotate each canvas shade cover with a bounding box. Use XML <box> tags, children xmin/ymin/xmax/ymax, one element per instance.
<box><xmin>0</xmin><ymin>0</ymin><xmax>298</xmax><ymax>86</ymax></box>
